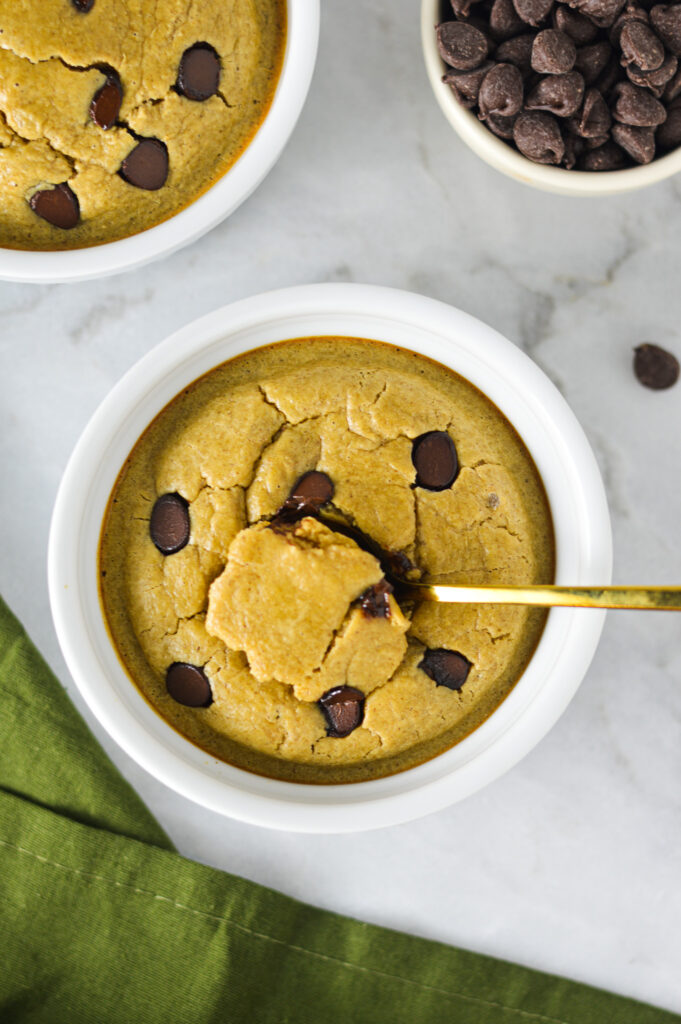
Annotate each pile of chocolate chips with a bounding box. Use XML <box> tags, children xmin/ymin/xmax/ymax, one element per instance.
<box><xmin>436</xmin><ymin>0</ymin><xmax>681</xmax><ymax>168</ymax></box>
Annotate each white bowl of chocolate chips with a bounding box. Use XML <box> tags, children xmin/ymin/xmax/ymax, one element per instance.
<box><xmin>49</xmin><ymin>284</ymin><xmax>612</xmax><ymax>832</ymax></box>
<box><xmin>423</xmin><ymin>0</ymin><xmax>681</xmax><ymax>194</ymax></box>
<box><xmin>0</xmin><ymin>0</ymin><xmax>318</xmax><ymax>283</ymax></box>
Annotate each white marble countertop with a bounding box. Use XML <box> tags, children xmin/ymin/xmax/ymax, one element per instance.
<box><xmin>1</xmin><ymin>0</ymin><xmax>680</xmax><ymax>1015</ymax></box>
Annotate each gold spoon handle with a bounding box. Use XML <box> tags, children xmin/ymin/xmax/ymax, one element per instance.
<box><xmin>400</xmin><ymin>584</ymin><xmax>681</xmax><ymax>610</ymax></box>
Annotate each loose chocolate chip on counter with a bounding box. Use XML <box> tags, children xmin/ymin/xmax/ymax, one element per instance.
<box><xmin>633</xmin><ymin>343</ymin><xmax>680</xmax><ymax>389</ymax></box>
<box><xmin>611</xmin><ymin>121</ymin><xmax>656</xmax><ymax>161</ymax></box>
<box><xmin>619</xmin><ymin>20</ymin><xmax>665</xmax><ymax>70</ymax></box>
<box><xmin>444</xmin><ymin>62</ymin><xmax>494</xmax><ymax>107</ymax></box>
<box><xmin>176</xmin><ymin>43</ymin><xmax>221</xmax><ymax>101</ymax></box>
<box><xmin>531</xmin><ymin>29</ymin><xmax>578</xmax><ymax>73</ymax></box>
<box><xmin>554</xmin><ymin>5</ymin><xmax>599</xmax><ymax>45</ymax></box>
<box><xmin>288</xmin><ymin>471</ymin><xmax>334</xmax><ymax>512</ymax></box>
<box><xmin>490</xmin><ymin>0</ymin><xmax>526</xmax><ymax>41</ymax></box>
<box><xmin>579</xmin><ymin>139</ymin><xmax>627</xmax><ymax>167</ymax></box>
<box><xmin>514</xmin><ymin>110</ymin><xmax>566</xmax><ymax>162</ymax></box>
<box><xmin>72</xmin><ymin>0</ymin><xmax>94</xmax><ymax>10</ymax></box>
<box><xmin>612</xmin><ymin>80</ymin><xmax>667</xmax><ymax>125</ymax></box>
<box><xmin>360</xmin><ymin>579</ymin><xmax>393</xmax><ymax>618</ymax></box>
<box><xmin>90</xmin><ymin>69</ymin><xmax>122</xmax><ymax>130</ymax></box>
<box><xmin>166</xmin><ymin>663</ymin><xmax>213</xmax><ymax>707</ymax></box>
<box><xmin>419</xmin><ymin>648</ymin><xmax>472</xmax><ymax>692</ymax></box>
<box><xmin>29</xmin><ymin>183</ymin><xmax>80</xmax><ymax>229</ymax></box>
<box><xmin>412</xmin><ymin>431</ymin><xmax>458</xmax><ymax>490</ymax></box>
<box><xmin>150</xmin><ymin>493</ymin><xmax>190</xmax><ymax>554</ymax></box>
<box><xmin>526</xmin><ymin>71</ymin><xmax>585</xmax><ymax>117</ymax></box>
<box><xmin>478</xmin><ymin>63</ymin><xmax>525</xmax><ymax>117</ymax></box>
<box><xmin>650</xmin><ymin>5</ymin><xmax>681</xmax><ymax>56</ymax></box>
<box><xmin>119</xmin><ymin>138</ymin><xmax>169</xmax><ymax>190</ymax></box>
<box><xmin>318</xmin><ymin>686</ymin><xmax>365</xmax><ymax>738</ymax></box>
<box><xmin>512</xmin><ymin>0</ymin><xmax>553</xmax><ymax>28</ymax></box>
<box><xmin>437</xmin><ymin>21</ymin><xmax>490</xmax><ymax>69</ymax></box>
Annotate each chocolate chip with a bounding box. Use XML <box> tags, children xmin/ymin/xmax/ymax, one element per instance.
<box><xmin>526</xmin><ymin>71</ymin><xmax>586</xmax><ymax>116</ymax></box>
<box><xmin>579</xmin><ymin>139</ymin><xmax>627</xmax><ymax>166</ymax></box>
<box><xmin>90</xmin><ymin>70</ymin><xmax>122</xmax><ymax>130</ymax></box>
<box><xmin>563</xmin><ymin>131</ymin><xmax>585</xmax><ymax>166</ymax></box>
<box><xmin>619</xmin><ymin>21</ymin><xmax>665</xmax><ymax>70</ymax></box>
<box><xmin>569</xmin><ymin>87</ymin><xmax>612</xmax><ymax>135</ymax></box>
<box><xmin>612</xmin><ymin>80</ymin><xmax>667</xmax><ymax>123</ymax></box>
<box><xmin>611</xmin><ymin>121</ymin><xmax>656</xmax><ymax>160</ymax></box>
<box><xmin>569</xmin><ymin>0</ymin><xmax>627</xmax><ymax>29</ymax></box>
<box><xmin>554</xmin><ymin>5</ymin><xmax>599</xmax><ymax>45</ymax></box>
<box><xmin>71</xmin><ymin>0</ymin><xmax>94</xmax><ymax>10</ymax></box>
<box><xmin>444</xmin><ymin>62</ymin><xmax>495</xmax><ymax>107</ymax></box>
<box><xmin>166</xmin><ymin>663</ymin><xmax>213</xmax><ymax>707</ymax></box>
<box><xmin>532</xmin><ymin>30</ymin><xmax>578</xmax><ymax>73</ymax></box>
<box><xmin>514</xmin><ymin>109</ymin><xmax>566</xmax><ymax>161</ymax></box>
<box><xmin>486</xmin><ymin>111</ymin><xmax>520</xmax><ymax>136</ymax></box>
<box><xmin>29</xmin><ymin>183</ymin><xmax>80</xmax><ymax>229</ymax></box>
<box><xmin>490</xmin><ymin>0</ymin><xmax>526</xmax><ymax>40</ymax></box>
<box><xmin>657</xmin><ymin>97</ymin><xmax>681</xmax><ymax>146</ymax></box>
<box><xmin>513</xmin><ymin>0</ymin><xmax>553</xmax><ymax>27</ymax></box>
<box><xmin>176</xmin><ymin>43</ymin><xmax>221</xmax><ymax>101</ymax></box>
<box><xmin>650</xmin><ymin>5</ymin><xmax>681</xmax><ymax>55</ymax></box>
<box><xmin>359</xmin><ymin>580</ymin><xmax>393</xmax><ymax>619</ymax></box>
<box><xmin>419</xmin><ymin>648</ymin><xmax>472</xmax><ymax>691</ymax></box>
<box><xmin>495</xmin><ymin>33</ymin><xmax>536</xmax><ymax>72</ymax></box>
<box><xmin>664</xmin><ymin>66</ymin><xmax>681</xmax><ymax>101</ymax></box>
<box><xmin>633</xmin><ymin>343</ymin><xmax>680</xmax><ymax>389</ymax></box>
<box><xmin>288</xmin><ymin>471</ymin><xmax>334</xmax><ymax>512</ymax></box>
<box><xmin>451</xmin><ymin>0</ymin><xmax>475</xmax><ymax>15</ymax></box>
<box><xmin>318</xmin><ymin>686</ymin><xmax>365</xmax><ymax>738</ymax></box>
<box><xmin>627</xmin><ymin>53</ymin><xmax>677</xmax><ymax>96</ymax></box>
<box><xmin>437</xmin><ymin>21</ymin><xmax>491</xmax><ymax>69</ymax></box>
<box><xmin>119</xmin><ymin>138</ymin><xmax>168</xmax><ymax>190</ymax></box>
<box><xmin>479</xmin><ymin>62</ymin><xmax>525</xmax><ymax>116</ymax></box>
<box><xmin>150</xmin><ymin>493</ymin><xmax>190</xmax><ymax>554</ymax></box>
<box><xmin>575</xmin><ymin>40</ymin><xmax>613</xmax><ymax>84</ymax></box>
<box><xmin>412</xmin><ymin>431</ymin><xmax>458</xmax><ymax>490</ymax></box>
<box><xmin>609</xmin><ymin>5</ymin><xmax>649</xmax><ymax>47</ymax></box>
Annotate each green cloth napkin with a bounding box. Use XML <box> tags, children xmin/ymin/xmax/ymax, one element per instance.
<box><xmin>0</xmin><ymin>596</ymin><xmax>677</xmax><ymax>1024</ymax></box>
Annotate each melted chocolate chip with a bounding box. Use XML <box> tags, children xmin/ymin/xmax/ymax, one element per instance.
<box><xmin>90</xmin><ymin>70</ymin><xmax>122</xmax><ymax>130</ymax></box>
<box><xmin>72</xmin><ymin>0</ymin><xmax>94</xmax><ymax>10</ymax></box>
<box><xmin>360</xmin><ymin>579</ymin><xmax>393</xmax><ymax>618</ymax></box>
<box><xmin>119</xmin><ymin>138</ymin><xmax>169</xmax><ymax>190</ymax></box>
<box><xmin>166</xmin><ymin>663</ymin><xmax>213</xmax><ymax>707</ymax></box>
<box><xmin>287</xmin><ymin>471</ymin><xmax>334</xmax><ymax>513</ymax></box>
<box><xmin>177</xmin><ymin>43</ymin><xmax>221</xmax><ymax>101</ymax></box>
<box><xmin>29</xmin><ymin>183</ymin><xmax>80</xmax><ymax>229</ymax></box>
<box><xmin>412</xmin><ymin>431</ymin><xmax>458</xmax><ymax>490</ymax></box>
<box><xmin>318</xmin><ymin>686</ymin><xmax>365</xmax><ymax>738</ymax></box>
<box><xmin>150</xmin><ymin>493</ymin><xmax>190</xmax><ymax>554</ymax></box>
<box><xmin>419</xmin><ymin>648</ymin><xmax>472</xmax><ymax>691</ymax></box>
<box><xmin>633</xmin><ymin>343</ymin><xmax>680</xmax><ymax>389</ymax></box>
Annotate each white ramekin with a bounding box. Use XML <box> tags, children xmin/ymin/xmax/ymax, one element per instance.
<box><xmin>0</xmin><ymin>1</ymin><xmax>319</xmax><ymax>284</ymax></box>
<box><xmin>48</xmin><ymin>283</ymin><xmax>612</xmax><ymax>833</ymax></box>
<box><xmin>422</xmin><ymin>0</ymin><xmax>681</xmax><ymax>196</ymax></box>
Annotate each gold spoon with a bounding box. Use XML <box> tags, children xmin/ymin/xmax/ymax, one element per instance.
<box><xmin>396</xmin><ymin>582</ymin><xmax>681</xmax><ymax>610</ymax></box>
<box><xmin>295</xmin><ymin>502</ymin><xmax>681</xmax><ymax>612</ymax></box>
